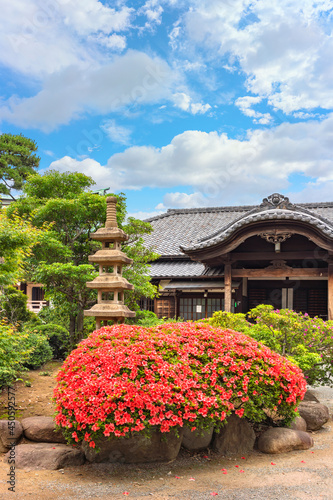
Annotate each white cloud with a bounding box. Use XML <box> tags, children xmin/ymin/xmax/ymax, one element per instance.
<box><xmin>101</xmin><ymin>120</ymin><xmax>132</xmax><ymax>145</ymax></box>
<box><xmin>156</xmin><ymin>192</ymin><xmax>206</xmax><ymax>209</ymax></box>
<box><xmin>88</xmin><ymin>33</ymin><xmax>127</xmax><ymax>50</ymax></box>
<box><xmin>0</xmin><ymin>0</ymin><xmax>133</xmax><ymax>77</ymax></box>
<box><xmin>235</xmin><ymin>96</ymin><xmax>272</xmax><ymax>124</ymax></box>
<box><xmin>288</xmin><ymin>181</ymin><xmax>333</xmax><ymax>204</ymax></box>
<box><xmin>140</xmin><ymin>0</ymin><xmax>164</xmax><ymax>26</ymax></box>
<box><xmin>0</xmin><ymin>51</ymin><xmax>174</xmax><ymax>131</ymax></box>
<box><xmin>190</xmin><ymin>102</ymin><xmax>212</xmax><ymax>115</ymax></box>
<box><xmin>292</xmin><ymin>112</ymin><xmax>319</xmax><ymax>120</ymax></box>
<box><xmin>168</xmin><ymin>21</ymin><xmax>181</xmax><ymax>49</ymax></box>
<box><xmin>127</xmin><ymin>210</ymin><xmax>165</xmax><ymax>220</ymax></box>
<box><xmin>43</xmin><ymin>150</ymin><xmax>54</xmax><ymax>157</ymax></box>
<box><xmin>172</xmin><ymin>92</ymin><xmax>191</xmax><ymax>111</ymax></box>
<box><xmin>60</xmin><ymin>0</ymin><xmax>133</xmax><ymax>35</ymax></box>
<box><xmin>48</xmin><ymin>156</ymin><xmax>110</xmax><ymax>186</ymax></box>
<box><xmin>183</xmin><ymin>0</ymin><xmax>333</xmax><ymax>113</ymax></box>
<box><xmin>49</xmin><ymin>113</ymin><xmax>333</xmax><ymax>206</ymax></box>
<box><xmin>172</xmin><ymin>92</ymin><xmax>211</xmax><ymax>114</ymax></box>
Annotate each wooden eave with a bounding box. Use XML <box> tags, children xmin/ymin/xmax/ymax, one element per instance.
<box><xmin>183</xmin><ymin>220</ymin><xmax>333</xmax><ymax>266</ymax></box>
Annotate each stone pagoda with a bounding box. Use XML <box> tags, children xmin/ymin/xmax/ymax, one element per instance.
<box><xmin>84</xmin><ymin>196</ymin><xmax>135</xmax><ymax>328</ymax></box>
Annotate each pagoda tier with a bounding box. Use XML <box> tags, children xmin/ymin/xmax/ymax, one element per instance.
<box><xmin>84</xmin><ymin>196</ymin><xmax>135</xmax><ymax>329</ymax></box>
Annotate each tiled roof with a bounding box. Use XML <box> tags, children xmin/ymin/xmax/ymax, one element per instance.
<box><xmin>143</xmin><ymin>199</ymin><xmax>333</xmax><ymax>256</ymax></box>
<box><xmin>149</xmin><ymin>260</ymin><xmax>205</xmax><ymax>277</ymax></box>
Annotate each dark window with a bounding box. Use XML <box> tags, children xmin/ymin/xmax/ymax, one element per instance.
<box><xmin>139</xmin><ymin>297</ymin><xmax>155</xmax><ymax>312</ymax></box>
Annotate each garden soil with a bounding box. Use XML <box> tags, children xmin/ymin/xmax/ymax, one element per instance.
<box><xmin>0</xmin><ymin>361</ymin><xmax>332</xmax><ymax>500</ymax></box>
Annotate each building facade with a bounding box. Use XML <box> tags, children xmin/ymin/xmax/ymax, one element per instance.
<box><xmin>143</xmin><ymin>194</ymin><xmax>333</xmax><ymax>321</ymax></box>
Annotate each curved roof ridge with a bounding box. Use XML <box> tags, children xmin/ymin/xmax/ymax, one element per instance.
<box><xmin>144</xmin><ymin>199</ymin><xmax>333</xmax><ymax>223</ymax></box>
<box><xmin>180</xmin><ymin>193</ymin><xmax>333</xmax><ymax>252</ymax></box>
<box><xmin>144</xmin><ymin>205</ymin><xmax>252</xmax><ymax>222</ymax></box>
<box><xmin>196</xmin><ymin>194</ymin><xmax>333</xmax><ymax>245</ymax></box>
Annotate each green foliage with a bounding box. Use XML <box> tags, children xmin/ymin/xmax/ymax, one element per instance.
<box><xmin>22</xmin><ymin>170</ymin><xmax>94</xmax><ymax>199</ymax></box>
<box><xmin>0</xmin><ymin>285</ymin><xmax>33</xmax><ymax>325</ymax></box>
<box><xmin>0</xmin><ymin>133</ymin><xmax>39</xmax><ymax>200</ymax></box>
<box><xmin>209</xmin><ymin>310</ymin><xmax>249</xmax><ymax>331</ymax></box>
<box><xmin>248</xmin><ymin>305</ymin><xmax>333</xmax><ymax>386</ymax></box>
<box><xmin>22</xmin><ymin>328</ymin><xmax>53</xmax><ymax>369</ymax></box>
<box><xmin>0</xmin><ymin>321</ymin><xmax>31</xmax><ymax>388</ymax></box>
<box><xmin>0</xmin><ymin>211</ymin><xmax>44</xmax><ymax>285</ymax></box>
<box><xmin>209</xmin><ymin>305</ymin><xmax>333</xmax><ymax>386</ymax></box>
<box><xmin>127</xmin><ymin>311</ymin><xmax>185</xmax><ymax>327</ymax></box>
<box><xmin>23</xmin><ymin>322</ymin><xmax>70</xmax><ymax>359</ymax></box>
<box><xmin>127</xmin><ymin>310</ymin><xmax>163</xmax><ymax>327</ymax></box>
<box><xmin>37</xmin><ymin>304</ymin><xmax>70</xmax><ymax>330</ymax></box>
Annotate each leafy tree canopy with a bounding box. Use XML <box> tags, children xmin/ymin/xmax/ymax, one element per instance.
<box><xmin>0</xmin><ymin>133</ymin><xmax>40</xmax><ymax>200</ymax></box>
<box><xmin>0</xmin><ymin>210</ymin><xmax>44</xmax><ymax>286</ymax></box>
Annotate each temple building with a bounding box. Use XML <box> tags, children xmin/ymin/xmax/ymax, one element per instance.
<box><xmin>142</xmin><ymin>194</ymin><xmax>333</xmax><ymax>321</ymax></box>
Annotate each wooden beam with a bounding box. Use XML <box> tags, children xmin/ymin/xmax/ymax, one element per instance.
<box><xmin>224</xmin><ymin>263</ymin><xmax>232</xmax><ymax>312</ymax></box>
<box><xmin>328</xmin><ymin>262</ymin><xmax>333</xmax><ymax>320</ymax></box>
<box><xmin>231</xmin><ymin>251</ymin><xmax>329</xmax><ymax>262</ymax></box>
<box><xmin>242</xmin><ymin>277</ymin><xmax>248</xmax><ymax>297</ymax></box>
<box><xmin>231</xmin><ymin>268</ymin><xmax>328</xmax><ymax>278</ymax></box>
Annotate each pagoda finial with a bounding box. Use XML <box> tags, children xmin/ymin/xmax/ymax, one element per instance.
<box><xmin>105</xmin><ymin>196</ymin><xmax>118</xmax><ymax>228</ymax></box>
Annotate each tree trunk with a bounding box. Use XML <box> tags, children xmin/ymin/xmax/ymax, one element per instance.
<box><xmin>69</xmin><ymin>314</ymin><xmax>76</xmax><ymax>347</ymax></box>
<box><xmin>76</xmin><ymin>308</ymin><xmax>84</xmax><ymax>341</ymax></box>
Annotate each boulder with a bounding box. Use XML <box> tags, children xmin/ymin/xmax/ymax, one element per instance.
<box><xmin>303</xmin><ymin>391</ymin><xmax>320</xmax><ymax>403</ymax></box>
<box><xmin>0</xmin><ymin>420</ymin><xmax>23</xmax><ymax>450</ymax></box>
<box><xmin>290</xmin><ymin>416</ymin><xmax>307</xmax><ymax>432</ymax></box>
<box><xmin>182</xmin><ymin>425</ymin><xmax>214</xmax><ymax>451</ymax></box>
<box><xmin>21</xmin><ymin>416</ymin><xmax>67</xmax><ymax>443</ymax></box>
<box><xmin>83</xmin><ymin>427</ymin><xmax>183</xmax><ymax>463</ymax></box>
<box><xmin>212</xmin><ymin>414</ymin><xmax>255</xmax><ymax>456</ymax></box>
<box><xmin>298</xmin><ymin>401</ymin><xmax>330</xmax><ymax>431</ymax></box>
<box><xmin>258</xmin><ymin>427</ymin><xmax>313</xmax><ymax>454</ymax></box>
<box><xmin>6</xmin><ymin>443</ymin><xmax>85</xmax><ymax>469</ymax></box>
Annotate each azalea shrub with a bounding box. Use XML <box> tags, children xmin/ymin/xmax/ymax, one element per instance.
<box><xmin>210</xmin><ymin>305</ymin><xmax>333</xmax><ymax>386</ymax></box>
<box><xmin>54</xmin><ymin>322</ymin><xmax>306</xmax><ymax>449</ymax></box>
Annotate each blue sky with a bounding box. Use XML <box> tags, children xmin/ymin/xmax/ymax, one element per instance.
<box><xmin>1</xmin><ymin>0</ymin><xmax>333</xmax><ymax>218</ymax></box>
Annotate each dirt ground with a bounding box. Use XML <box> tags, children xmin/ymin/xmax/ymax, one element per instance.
<box><xmin>0</xmin><ymin>362</ymin><xmax>332</xmax><ymax>500</ymax></box>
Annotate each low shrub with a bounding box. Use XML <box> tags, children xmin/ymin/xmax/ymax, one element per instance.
<box><xmin>126</xmin><ymin>310</ymin><xmax>163</xmax><ymax>327</ymax></box>
<box><xmin>0</xmin><ymin>321</ymin><xmax>32</xmax><ymax>388</ymax></box>
<box><xmin>248</xmin><ymin>305</ymin><xmax>333</xmax><ymax>386</ymax></box>
<box><xmin>54</xmin><ymin>322</ymin><xmax>306</xmax><ymax>449</ymax></box>
<box><xmin>209</xmin><ymin>310</ymin><xmax>250</xmax><ymax>331</ymax></box>
<box><xmin>22</xmin><ymin>330</ymin><xmax>53</xmax><ymax>369</ymax></box>
<box><xmin>209</xmin><ymin>305</ymin><xmax>333</xmax><ymax>386</ymax></box>
<box><xmin>0</xmin><ymin>285</ymin><xmax>34</xmax><ymax>326</ymax></box>
<box><xmin>24</xmin><ymin>323</ymin><xmax>70</xmax><ymax>359</ymax></box>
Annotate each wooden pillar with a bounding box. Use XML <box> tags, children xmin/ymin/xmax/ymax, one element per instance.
<box><xmin>26</xmin><ymin>283</ymin><xmax>33</xmax><ymax>302</ymax></box>
<box><xmin>224</xmin><ymin>263</ymin><xmax>232</xmax><ymax>312</ymax></box>
<box><xmin>328</xmin><ymin>261</ymin><xmax>333</xmax><ymax>320</ymax></box>
<box><xmin>174</xmin><ymin>291</ymin><xmax>178</xmax><ymax>319</ymax></box>
<box><xmin>242</xmin><ymin>277</ymin><xmax>248</xmax><ymax>297</ymax></box>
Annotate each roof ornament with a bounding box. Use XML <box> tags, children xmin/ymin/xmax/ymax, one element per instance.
<box><xmin>260</xmin><ymin>193</ymin><xmax>293</xmax><ymax>210</ymax></box>
<box><xmin>258</xmin><ymin>230</ymin><xmax>292</xmax><ymax>244</ymax></box>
